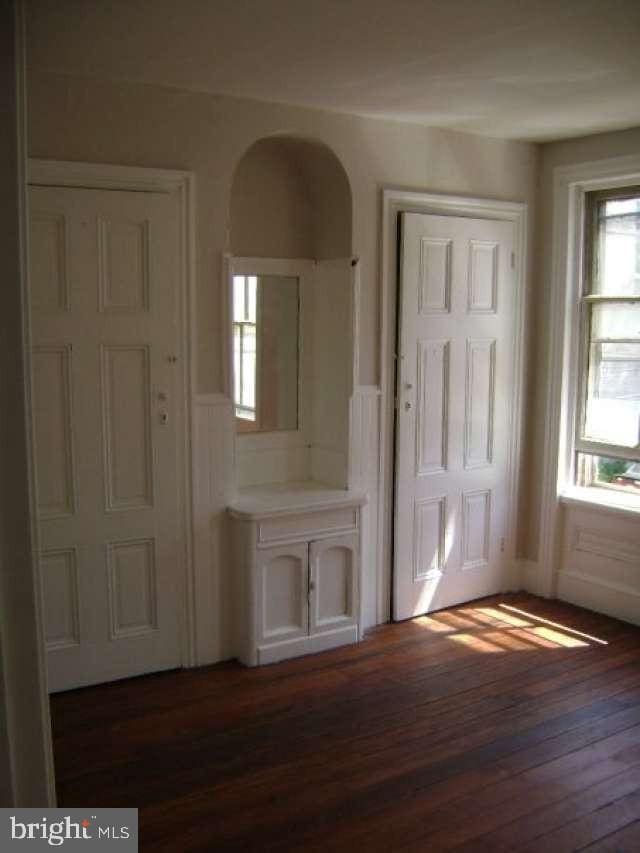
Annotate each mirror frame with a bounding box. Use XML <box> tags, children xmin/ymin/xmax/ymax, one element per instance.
<box><xmin>222</xmin><ymin>256</ymin><xmax>314</xmax><ymax>445</ymax></box>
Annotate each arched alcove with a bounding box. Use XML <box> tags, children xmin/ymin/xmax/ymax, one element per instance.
<box><xmin>227</xmin><ymin>136</ymin><xmax>362</xmax><ymax>666</ymax></box>
<box><xmin>229</xmin><ymin>135</ymin><xmax>352</xmax><ymax>260</ymax></box>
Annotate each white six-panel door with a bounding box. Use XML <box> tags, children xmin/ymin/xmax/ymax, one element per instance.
<box><xmin>30</xmin><ymin>185</ymin><xmax>184</xmax><ymax>691</ymax></box>
<box><xmin>393</xmin><ymin>212</ymin><xmax>516</xmax><ymax>620</ymax></box>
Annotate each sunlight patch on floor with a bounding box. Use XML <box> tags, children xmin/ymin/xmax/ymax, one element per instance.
<box><xmin>409</xmin><ymin>599</ymin><xmax>610</xmax><ymax>654</ymax></box>
<box><xmin>448</xmin><ymin>633</ymin><xmax>505</xmax><ymax>653</ymax></box>
<box><xmin>499</xmin><ymin>603</ymin><xmax>608</xmax><ymax>646</ymax></box>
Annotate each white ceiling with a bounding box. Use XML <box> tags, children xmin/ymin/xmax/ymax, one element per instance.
<box><xmin>27</xmin><ymin>0</ymin><xmax>640</xmax><ymax>142</ymax></box>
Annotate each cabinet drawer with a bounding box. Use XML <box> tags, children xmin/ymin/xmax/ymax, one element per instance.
<box><xmin>258</xmin><ymin>507</ymin><xmax>357</xmax><ymax>545</ymax></box>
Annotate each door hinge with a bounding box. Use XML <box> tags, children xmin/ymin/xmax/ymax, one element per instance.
<box><xmin>500</xmin><ymin>537</ymin><xmax>506</xmax><ymax>553</ymax></box>
<box><xmin>510</xmin><ymin>251</ymin><xmax>515</xmax><ymax>270</ymax></box>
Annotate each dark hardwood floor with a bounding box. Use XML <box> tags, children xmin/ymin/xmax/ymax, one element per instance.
<box><xmin>51</xmin><ymin>593</ymin><xmax>640</xmax><ymax>851</ymax></box>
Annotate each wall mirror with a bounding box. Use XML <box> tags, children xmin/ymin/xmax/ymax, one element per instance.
<box><xmin>231</xmin><ymin>268</ymin><xmax>300</xmax><ymax>433</ymax></box>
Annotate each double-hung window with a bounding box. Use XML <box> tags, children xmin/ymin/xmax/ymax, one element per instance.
<box><xmin>576</xmin><ymin>188</ymin><xmax>640</xmax><ymax>493</ymax></box>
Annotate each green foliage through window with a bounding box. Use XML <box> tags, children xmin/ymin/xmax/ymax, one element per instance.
<box><xmin>597</xmin><ymin>458</ymin><xmax>629</xmax><ymax>482</ymax></box>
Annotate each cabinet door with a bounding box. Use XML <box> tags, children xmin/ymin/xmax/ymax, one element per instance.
<box><xmin>309</xmin><ymin>534</ymin><xmax>358</xmax><ymax>635</ymax></box>
<box><xmin>257</xmin><ymin>543</ymin><xmax>308</xmax><ymax>646</ymax></box>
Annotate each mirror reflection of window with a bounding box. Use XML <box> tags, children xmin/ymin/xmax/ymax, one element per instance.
<box><xmin>233</xmin><ymin>275</ymin><xmax>257</xmax><ymax>423</ymax></box>
<box><xmin>232</xmin><ymin>273</ymin><xmax>299</xmax><ymax>434</ymax></box>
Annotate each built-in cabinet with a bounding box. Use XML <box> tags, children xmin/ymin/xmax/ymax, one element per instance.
<box><xmin>226</xmin><ymin>136</ymin><xmax>361</xmax><ymax>666</ymax></box>
<box><xmin>230</xmin><ymin>485</ymin><xmax>364</xmax><ymax>665</ymax></box>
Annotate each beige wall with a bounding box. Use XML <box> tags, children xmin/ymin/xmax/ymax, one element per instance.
<box><xmin>28</xmin><ymin>70</ymin><xmax>543</xmax><ymax>563</ymax></box>
<box><xmin>28</xmin><ymin>70</ymin><xmax>538</xmax><ymax>395</ymax></box>
<box><xmin>230</xmin><ymin>135</ymin><xmax>352</xmax><ymax>260</ymax></box>
<box><xmin>526</xmin><ymin>127</ymin><xmax>640</xmax><ymax>560</ymax></box>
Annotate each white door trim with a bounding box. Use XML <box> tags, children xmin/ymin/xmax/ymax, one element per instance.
<box><xmin>6</xmin><ymin>1</ymin><xmax>56</xmax><ymax>806</ymax></box>
<box><xmin>380</xmin><ymin>189</ymin><xmax>528</xmax><ymax>622</ymax></box>
<box><xmin>27</xmin><ymin>158</ymin><xmax>198</xmax><ymax>667</ymax></box>
<box><xmin>538</xmin><ymin>153</ymin><xmax>640</xmax><ymax>598</ymax></box>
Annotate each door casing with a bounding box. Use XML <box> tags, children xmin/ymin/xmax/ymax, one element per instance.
<box><xmin>379</xmin><ymin>190</ymin><xmax>528</xmax><ymax>623</ymax></box>
<box><xmin>27</xmin><ymin>159</ymin><xmax>198</xmax><ymax>669</ymax></box>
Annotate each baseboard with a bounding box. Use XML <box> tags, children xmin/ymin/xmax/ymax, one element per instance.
<box><xmin>557</xmin><ymin>570</ymin><xmax>640</xmax><ymax>627</ymax></box>
<box><xmin>256</xmin><ymin>626</ymin><xmax>359</xmax><ymax>666</ymax></box>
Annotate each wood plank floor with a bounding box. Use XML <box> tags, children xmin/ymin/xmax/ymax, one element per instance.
<box><xmin>51</xmin><ymin>593</ymin><xmax>640</xmax><ymax>852</ymax></box>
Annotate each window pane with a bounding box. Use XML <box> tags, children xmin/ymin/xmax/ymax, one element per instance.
<box><xmin>591</xmin><ymin>302</ymin><xmax>640</xmax><ymax>341</ymax></box>
<box><xmin>577</xmin><ymin>452</ymin><xmax>640</xmax><ymax>494</ymax></box>
<box><xmin>233</xmin><ymin>324</ymin><xmax>241</xmax><ymax>405</ymax></box>
<box><xmin>241</xmin><ymin>324</ymin><xmax>256</xmax><ymax>409</ymax></box>
<box><xmin>247</xmin><ymin>276</ymin><xmax>257</xmax><ymax>323</ymax></box>
<box><xmin>593</xmin><ymin>197</ymin><xmax>640</xmax><ymax>296</ymax></box>
<box><xmin>584</xmin><ymin>340</ymin><xmax>640</xmax><ymax>447</ymax></box>
<box><xmin>233</xmin><ymin>276</ymin><xmax>246</xmax><ymax>321</ymax></box>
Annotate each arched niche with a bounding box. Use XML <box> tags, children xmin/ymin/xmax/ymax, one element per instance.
<box><xmin>229</xmin><ymin>135</ymin><xmax>352</xmax><ymax>260</ymax></box>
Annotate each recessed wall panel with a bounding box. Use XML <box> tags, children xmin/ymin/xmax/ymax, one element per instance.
<box><xmin>263</xmin><ymin>555</ymin><xmax>304</xmax><ymax>636</ymax></box>
<box><xmin>30</xmin><ymin>211</ymin><xmax>68</xmax><ymax>312</ymax></box>
<box><xmin>419</xmin><ymin>237</ymin><xmax>452</xmax><ymax>314</ymax></box>
<box><xmin>42</xmin><ymin>548</ymin><xmax>80</xmax><ymax>650</ymax></box>
<box><xmin>108</xmin><ymin>538</ymin><xmax>157</xmax><ymax>638</ymax></box>
<box><xmin>464</xmin><ymin>339</ymin><xmax>496</xmax><ymax>469</ymax></box>
<box><xmin>317</xmin><ymin>546</ymin><xmax>352</xmax><ymax>622</ymax></box>
<box><xmin>462</xmin><ymin>489</ymin><xmax>491</xmax><ymax>570</ymax></box>
<box><xmin>468</xmin><ymin>241</ymin><xmax>498</xmax><ymax>313</ymax></box>
<box><xmin>32</xmin><ymin>345</ymin><xmax>75</xmax><ymax>517</ymax></box>
<box><xmin>416</xmin><ymin>340</ymin><xmax>449</xmax><ymax>475</ymax></box>
<box><xmin>413</xmin><ymin>496</ymin><xmax>446</xmax><ymax>581</ymax></box>
<box><xmin>98</xmin><ymin>217</ymin><xmax>149</xmax><ymax>312</ymax></box>
<box><xmin>102</xmin><ymin>345</ymin><xmax>153</xmax><ymax>510</ymax></box>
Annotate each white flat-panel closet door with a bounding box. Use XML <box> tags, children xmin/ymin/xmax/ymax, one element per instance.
<box><xmin>394</xmin><ymin>212</ymin><xmax>516</xmax><ymax>620</ymax></box>
<box><xmin>30</xmin><ymin>185</ymin><xmax>184</xmax><ymax>691</ymax></box>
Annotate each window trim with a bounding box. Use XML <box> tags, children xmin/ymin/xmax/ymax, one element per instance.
<box><xmin>539</xmin><ymin>154</ymin><xmax>640</xmax><ymax>597</ymax></box>
<box><xmin>574</xmin><ymin>186</ymin><xmax>640</xmax><ymax>467</ymax></box>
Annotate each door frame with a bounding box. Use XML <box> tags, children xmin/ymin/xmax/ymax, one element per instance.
<box><xmin>379</xmin><ymin>189</ymin><xmax>528</xmax><ymax>622</ymax></box>
<box><xmin>27</xmin><ymin>159</ymin><xmax>198</xmax><ymax>668</ymax></box>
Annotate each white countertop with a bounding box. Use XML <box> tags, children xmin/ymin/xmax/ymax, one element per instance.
<box><xmin>228</xmin><ymin>481</ymin><xmax>367</xmax><ymax>519</ymax></box>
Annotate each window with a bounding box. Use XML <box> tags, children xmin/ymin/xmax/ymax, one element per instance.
<box><xmin>576</xmin><ymin>188</ymin><xmax>640</xmax><ymax>493</ymax></box>
<box><xmin>233</xmin><ymin>275</ymin><xmax>257</xmax><ymax>422</ymax></box>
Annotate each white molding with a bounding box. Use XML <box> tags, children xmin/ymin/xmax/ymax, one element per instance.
<box><xmin>220</xmin><ymin>253</ymin><xmax>233</xmax><ymax>400</ymax></box>
<box><xmin>226</xmin><ymin>255</ymin><xmax>313</xmax><ymax>452</ymax></box>
<box><xmin>10</xmin><ymin>0</ymin><xmax>57</xmax><ymax>808</ymax></box>
<box><xmin>349</xmin><ymin>385</ymin><xmax>381</xmax><ymax>629</ymax></box>
<box><xmin>27</xmin><ymin>158</ymin><xmax>199</xmax><ymax>667</ymax></box>
<box><xmin>380</xmin><ymin>189</ymin><xmax>528</xmax><ymax>625</ymax></box>
<box><xmin>192</xmin><ymin>393</ymin><xmax>235</xmax><ymax>663</ymax></box>
<box><xmin>351</xmin><ymin>257</ymin><xmax>361</xmax><ymax>391</ymax></box>
<box><xmin>560</xmin><ymin>487</ymin><xmax>640</xmax><ymax>521</ymax></box>
<box><xmin>539</xmin><ymin>153</ymin><xmax>640</xmax><ymax>599</ymax></box>
<box><xmin>560</xmin><ymin>568</ymin><xmax>640</xmax><ymax>599</ymax></box>
<box><xmin>572</xmin><ymin>527</ymin><xmax>639</xmax><ymax>566</ymax></box>
<box><xmin>557</xmin><ymin>569</ymin><xmax>640</xmax><ymax>628</ymax></box>
<box><xmin>28</xmin><ymin>159</ymin><xmax>193</xmax><ymax>194</ymax></box>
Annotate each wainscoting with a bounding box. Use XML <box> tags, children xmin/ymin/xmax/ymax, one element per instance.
<box><xmin>191</xmin><ymin>386</ymin><xmax>382</xmax><ymax>666</ymax></box>
<box><xmin>559</xmin><ymin>503</ymin><xmax>640</xmax><ymax>628</ymax></box>
<box><xmin>51</xmin><ymin>593</ymin><xmax>640</xmax><ymax>851</ymax></box>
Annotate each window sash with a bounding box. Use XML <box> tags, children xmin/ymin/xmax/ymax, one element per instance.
<box><xmin>576</xmin><ymin>189</ymin><xmax>640</xmax><ymax>465</ymax></box>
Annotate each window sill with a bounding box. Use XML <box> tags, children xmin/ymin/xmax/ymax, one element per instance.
<box><xmin>560</xmin><ymin>485</ymin><xmax>640</xmax><ymax>519</ymax></box>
